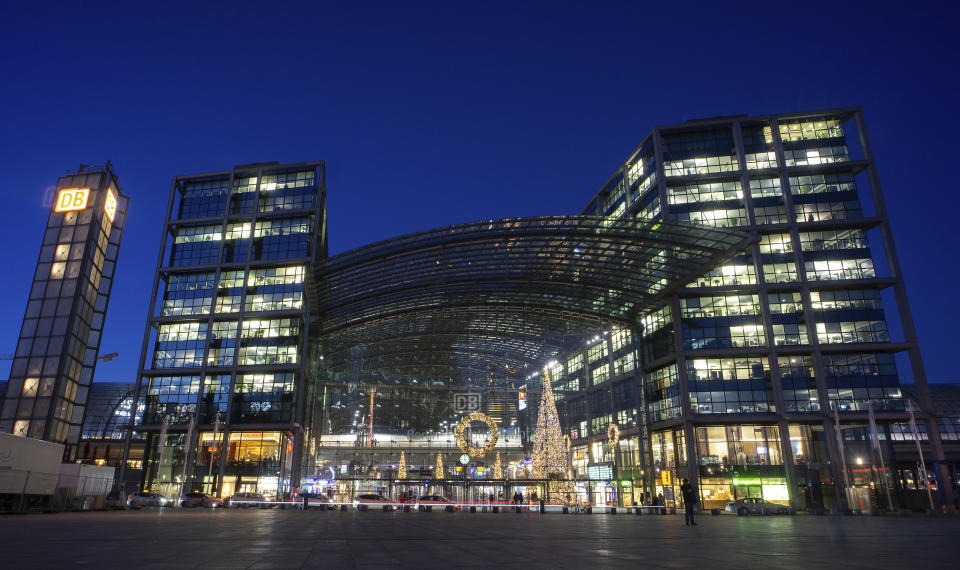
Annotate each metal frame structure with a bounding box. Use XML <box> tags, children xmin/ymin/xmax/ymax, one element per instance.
<box><xmin>313</xmin><ymin>216</ymin><xmax>755</xmax><ymax>383</ymax></box>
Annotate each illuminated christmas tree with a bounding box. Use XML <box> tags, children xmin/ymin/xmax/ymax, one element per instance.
<box><xmin>398</xmin><ymin>451</ymin><xmax>407</xmax><ymax>479</ymax></box>
<box><xmin>493</xmin><ymin>451</ymin><xmax>503</xmax><ymax>479</ymax></box>
<box><xmin>434</xmin><ymin>452</ymin><xmax>444</xmax><ymax>479</ymax></box>
<box><xmin>532</xmin><ymin>366</ymin><xmax>567</xmax><ymax>479</ymax></box>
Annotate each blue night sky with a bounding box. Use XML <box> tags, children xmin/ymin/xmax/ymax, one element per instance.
<box><xmin>0</xmin><ymin>1</ymin><xmax>958</xmax><ymax>384</ymax></box>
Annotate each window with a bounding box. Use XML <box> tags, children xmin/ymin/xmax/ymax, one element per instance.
<box><xmin>742</xmin><ymin>125</ymin><xmax>777</xmax><ymax>170</ymax></box>
<box><xmin>687</xmin><ymin>357</ymin><xmax>773</xmax><ymax>414</ymax></box>
<box><xmin>645</xmin><ymin>364</ymin><xmax>680</xmax><ymax>422</ymax></box>
<box><xmin>207</xmin><ymin>321</ymin><xmax>238</xmax><ymax>366</ymax></box>
<box><xmin>759</xmin><ymin>233</ymin><xmax>793</xmax><ymax>254</ymax></box>
<box><xmin>788</xmin><ymin>172</ymin><xmax>856</xmax><ymax>195</ymax></box>
<box><xmin>779</xmin><ymin>356</ymin><xmax>819</xmax><ymax>412</ymax></box>
<box><xmin>805</xmin><ymin>259</ymin><xmax>875</xmax><ymax>281</ymax></box>
<box><xmin>170</xmin><ymin>225</ymin><xmax>222</xmax><ymax>266</ymax></box>
<box><xmin>799</xmin><ymin>229</ymin><xmax>869</xmax><ymax>252</ymax></box>
<box><xmin>762</xmin><ymin>263</ymin><xmax>798</xmax><ymax>283</ymax></box>
<box><xmin>812</xmin><ymin>290</ymin><xmax>889</xmax><ymax>344</ymax></box>
<box><xmin>238</xmin><ymin>318</ymin><xmax>300</xmax><ymax>365</ymax></box>
<box><xmin>245</xmin><ymin>266</ymin><xmax>305</xmax><ymax>312</ymax></box>
<box><xmin>161</xmin><ymin>272</ymin><xmax>215</xmax><ymax>317</ymax></box>
<box><xmin>748</xmin><ymin>178</ymin><xmax>781</xmax><ymax>198</ymax></box>
<box><xmin>689</xmin><ymin>259</ymin><xmax>756</xmax><ymax>288</ymax></box>
<box><xmin>253</xmin><ymin>218</ymin><xmax>312</xmax><ymax>260</ymax></box>
<box><xmin>795</xmin><ymin>200</ymin><xmax>861</xmax><ymax>222</ymax></box>
<box><xmin>667</xmin><ymin>180</ymin><xmax>742</xmax><ymax>204</ymax></box>
<box><xmin>153</xmin><ymin>322</ymin><xmax>207</xmax><ymax>368</ymax></box>
<box><xmin>674</xmin><ymin>207</ymin><xmax>748</xmax><ymax>228</ymax></box>
<box><xmin>177</xmin><ymin>178</ymin><xmax>228</xmax><ymax>219</ymax></box>
<box><xmin>232</xmin><ymin>373</ymin><xmax>295</xmax><ymax>423</ymax></box>
<box><xmin>662</xmin><ymin>129</ymin><xmax>739</xmax><ymax>176</ymax></box>
<box><xmin>823</xmin><ymin>353</ymin><xmax>902</xmax><ymax>412</ymax></box>
<box><xmin>230</xmin><ymin>176</ymin><xmax>257</xmax><ymax>214</ymax></box>
<box><xmin>258</xmin><ymin>170</ymin><xmax>316</xmax><ymax>212</ymax></box>
<box><xmin>143</xmin><ymin>375</ymin><xmax>201</xmax><ymax>424</ymax></box>
<box><xmin>215</xmin><ymin>270</ymin><xmax>245</xmax><ymax>314</ymax></box>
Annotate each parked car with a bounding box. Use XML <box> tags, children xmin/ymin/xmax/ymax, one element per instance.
<box><xmin>179</xmin><ymin>492</ymin><xmax>221</xmax><ymax>508</ymax></box>
<box><xmin>127</xmin><ymin>491</ymin><xmax>169</xmax><ymax>508</ymax></box>
<box><xmin>726</xmin><ymin>497</ymin><xmax>789</xmax><ymax>516</ymax></box>
<box><xmin>224</xmin><ymin>492</ymin><xmax>273</xmax><ymax>509</ymax></box>
<box><xmin>353</xmin><ymin>493</ymin><xmax>394</xmax><ymax>511</ymax></box>
<box><xmin>416</xmin><ymin>495</ymin><xmax>460</xmax><ymax>512</ymax></box>
<box><xmin>299</xmin><ymin>492</ymin><xmax>335</xmax><ymax>509</ymax></box>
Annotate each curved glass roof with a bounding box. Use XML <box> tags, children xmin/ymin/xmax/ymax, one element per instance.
<box><xmin>312</xmin><ymin>216</ymin><xmax>755</xmax><ymax>383</ymax></box>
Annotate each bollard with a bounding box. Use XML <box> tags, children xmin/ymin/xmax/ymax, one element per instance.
<box><xmin>340</xmin><ymin>504</ymin><xmax>348</xmax><ymax>511</ymax></box>
<box><xmin>445</xmin><ymin>505</ymin><xmax>454</xmax><ymax>513</ymax></box>
<box><xmin>562</xmin><ymin>506</ymin><xmax>569</xmax><ymax>514</ymax></box>
<box><xmin>586</xmin><ymin>506</ymin><xmax>592</xmax><ymax>514</ymax></box>
<box><xmin>470</xmin><ymin>506</ymin><xmax>476</xmax><ymax>513</ymax></box>
<box><xmin>403</xmin><ymin>505</ymin><xmax>410</xmax><ymax>512</ymax></box>
<box><xmin>610</xmin><ymin>507</ymin><xmax>617</xmax><ymax>515</ymax></box>
<box><xmin>493</xmin><ymin>506</ymin><xmax>499</xmax><ymax>513</ymax></box>
<box><xmin>635</xmin><ymin>507</ymin><xmax>641</xmax><ymax>515</ymax></box>
<box><xmin>515</xmin><ymin>505</ymin><xmax>521</xmax><ymax>514</ymax></box>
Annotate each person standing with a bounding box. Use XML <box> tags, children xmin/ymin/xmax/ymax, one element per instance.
<box><xmin>680</xmin><ymin>478</ymin><xmax>697</xmax><ymax>526</ymax></box>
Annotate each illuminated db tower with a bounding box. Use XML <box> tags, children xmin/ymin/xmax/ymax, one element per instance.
<box><xmin>0</xmin><ymin>163</ymin><xmax>128</xmax><ymax>459</ymax></box>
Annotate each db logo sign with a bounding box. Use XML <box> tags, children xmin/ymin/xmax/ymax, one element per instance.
<box><xmin>453</xmin><ymin>393</ymin><xmax>480</xmax><ymax>412</ymax></box>
<box><xmin>54</xmin><ymin>188</ymin><xmax>90</xmax><ymax>213</ymax></box>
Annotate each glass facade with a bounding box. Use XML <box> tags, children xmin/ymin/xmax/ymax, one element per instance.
<box><xmin>0</xmin><ymin>165</ymin><xmax>128</xmax><ymax>458</ymax></box>
<box><xmin>133</xmin><ymin>161</ymin><xmax>325</xmax><ymax>500</ymax></box>
<box><xmin>577</xmin><ymin>109</ymin><xmax>935</xmax><ymax>511</ymax></box>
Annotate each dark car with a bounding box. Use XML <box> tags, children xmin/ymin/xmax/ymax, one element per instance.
<box><xmin>416</xmin><ymin>495</ymin><xmax>460</xmax><ymax>512</ymax></box>
<box><xmin>354</xmin><ymin>493</ymin><xmax>394</xmax><ymax>511</ymax></box>
<box><xmin>726</xmin><ymin>497</ymin><xmax>788</xmax><ymax>516</ymax></box>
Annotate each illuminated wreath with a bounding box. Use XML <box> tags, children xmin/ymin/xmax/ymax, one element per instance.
<box><xmin>455</xmin><ymin>412</ymin><xmax>499</xmax><ymax>457</ymax></box>
<box><xmin>607</xmin><ymin>424</ymin><xmax>620</xmax><ymax>449</ymax></box>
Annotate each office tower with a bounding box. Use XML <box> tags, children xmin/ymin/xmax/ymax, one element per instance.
<box><xmin>0</xmin><ymin>163</ymin><xmax>128</xmax><ymax>459</ymax></box>
<box><xmin>573</xmin><ymin>107</ymin><xmax>946</xmax><ymax>510</ymax></box>
<box><xmin>127</xmin><ymin>161</ymin><xmax>325</xmax><ymax>498</ymax></box>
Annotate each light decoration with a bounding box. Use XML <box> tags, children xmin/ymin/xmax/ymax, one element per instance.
<box><xmin>531</xmin><ymin>365</ymin><xmax>567</xmax><ymax>479</ymax></box>
<box><xmin>398</xmin><ymin>451</ymin><xmax>407</xmax><ymax>479</ymax></box>
<box><xmin>493</xmin><ymin>451</ymin><xmax>503</xmax><ymax>479</ymax></box>
<box><xmin>455</xmin><ymin>412</ymin><xmax>499</xmax><ymax>457</ymax></box>
<box><xmin>54</xmin><ymin>187</ymin><xmax>89</xmax><ymax>213</ymax></box>
<box><xmin>434</xmin><ymin>452</ymin><xmax>444</xmax><ymax>479</ymax></box>
<box><xmin>104</xmin><ymin>188</ymin><xmax>117</xmax><ymax>222</ymax></box>
<box><xmin>607</xmin><ymin>424</ymin><xmax>620</xmax><ymax>450</ymax></box>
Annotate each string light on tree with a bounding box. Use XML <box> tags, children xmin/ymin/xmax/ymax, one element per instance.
<box><xmin>607</xmin><ymin>424</ymin><xmax>620</xmax><ymax>450</ymax></box>
<box><xmin>434</xmin><ymin>452</ymin><xmax>444</xmax><ymax>479</ymax></box>
<box><xmin>398</xmin><ymin>451</ymin><xmax>407</xmax><ymax>479</ymax></box>
<box><xmin>493</xmin><ymin>451</ymin><xmax>503</xmax><ymax>479</ymax></box>
<box><xmin>531</xmin><ymin>365</ymin><xmax>567</xmax><ymax>479</ymax></box>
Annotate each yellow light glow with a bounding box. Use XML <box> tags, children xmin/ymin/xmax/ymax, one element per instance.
<box><xmin>104</xmin><ymin>189</ymin><xmax>117</xmax><ymax>222</ymax></box>
<box><xmin>54</xmin><ymin>187</ymin><xmax>89</xmax><ymax>212</ymax></box>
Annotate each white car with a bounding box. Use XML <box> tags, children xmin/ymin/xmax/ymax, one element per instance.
<box><xmin>128</xmin><ymin>492</ymin><xmax>169</xmax><ymax>508</ymax></box>
<box><xmin>726</xmin><ymin>497</ymin><xmax>788</xmax><ymax>516</ymax></box>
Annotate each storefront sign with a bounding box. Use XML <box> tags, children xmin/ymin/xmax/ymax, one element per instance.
<box><xmin>55</xmin><ymin>187</ymin><xmax>89</xmax><ymax>212</ymax></box>
<box><xmin>104</xmin><ymin>189</ymin><xmax>117</xmax><ymax>222</ymax></box>
<box><xmin>661</xmin><ymin>470</ymin><xmax>672</xmax><ymax>486</ymax></box>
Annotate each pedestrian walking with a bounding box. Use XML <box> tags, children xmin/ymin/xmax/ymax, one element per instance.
<box><xmin>680</xmin><ymin>478</ymin><xmax>697</xmax><ymax>526</ymax></box>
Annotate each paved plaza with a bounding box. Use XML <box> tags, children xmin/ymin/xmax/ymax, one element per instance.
<box><xmin>2</xmin><ymin>508</ymin><xmax>959</xmax><ymax>569</ymax></box>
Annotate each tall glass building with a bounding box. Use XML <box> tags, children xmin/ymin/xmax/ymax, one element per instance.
<box><xmin>0</xmin><ymin>163</ymin><xmax>128</xmax><ymax>459</ymax></box>
<box><xmin>126</xmin><ymin>109</ymin><xmax>951</xmax><ymax>512</ymax></box>
<box><xmin>572</xmin><ymin>107</ymin><xmax>945</xmax><ymax>510</ymax></box>
<box><xmin>126</xmin><ymin>161</ymin><xmax>326</xmax><ymax>499</ymax></box>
